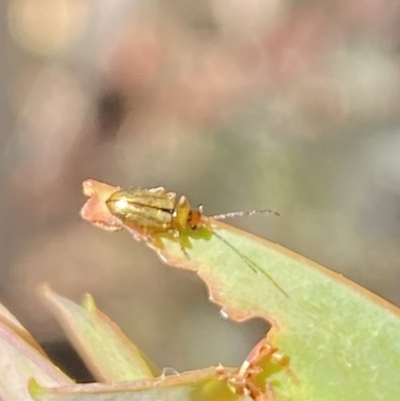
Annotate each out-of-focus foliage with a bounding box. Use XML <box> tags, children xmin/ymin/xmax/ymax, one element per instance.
<box><xmin>1</xmin><ymin>0</ymin><xmax>400</xmax><ymax>380</ymax></box>
<box><xmin>0</xmin><ymin>288</ymin><xmax>248</xmax><ymax>401</ymax></box>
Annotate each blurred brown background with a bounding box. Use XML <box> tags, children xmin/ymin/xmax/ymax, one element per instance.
<box><xmin>1</xmin><ymin>0</ymin><xmax>400</xmax><ymax>382</ymax></box>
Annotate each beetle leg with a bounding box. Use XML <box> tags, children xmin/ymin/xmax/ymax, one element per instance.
<box><xmin>145</xmin><ymin>234</ymin><xmax>166</xmax><ymax>250</ymax></box>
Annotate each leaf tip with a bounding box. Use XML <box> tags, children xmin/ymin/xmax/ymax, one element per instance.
<box><xmin>81</xmin><ymin>293</ymin><xmax>97</xmax><ymax>312</ymax></box>
<box><xmin>38</xmin><ymin>283</ymin><xmax>53</xmax><ymax>298</ymax></box>
<box><xmin>28</xmin><ymin>378</ymin><xmax>46</xmax><ymax>399</ymax></box>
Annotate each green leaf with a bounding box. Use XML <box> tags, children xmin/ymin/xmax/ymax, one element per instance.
<box><xmin>0</xmin><ymin>303</ymin><xmax>72</xmax><ymax>401</ymax></box>
<box><xmin>29</xmin><ymin>367</ymin><xmax>245</xmax><ymax>401</ymax></box>
<box><xmin>150</xmin><ymin>221</ymin><xmax>400</xmax><ymax>401</ymax></box>
<box><xmin>80</xmin><ymin>179</ymin><xmax>400</xmax><ymax>400</ymax></box>
<box><xmin>42</xmin><ymin>286</ymin><xmax>154</xmax><ymax>382</ymax></box>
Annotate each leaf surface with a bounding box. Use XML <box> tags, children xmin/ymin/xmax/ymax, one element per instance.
<box><xmin>42</xmin><ymin>286</ymin><xmax>154</xmax><ymax>382</ymax></box>
<box><xmin>81</xmin><ymin>179</ymin><xmax>400</xmax><ymax>401</ymax></box>
<box><xmin>29</xmin><ymin>367</ymin><xmax>246</xmax><ymax>401</ymax></box>
<box><xmin>0</xmin><ymin>303</ymin><xmax>72</xmax><ymax>401</ymax></box>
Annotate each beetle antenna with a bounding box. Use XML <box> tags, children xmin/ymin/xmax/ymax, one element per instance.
<box><xmin>211</xmin><ymin>230</ymin><xmax>288</xmax><ymax>298</ymax></box>
<box><xmin>212</xmin><ymin>209</ymin><xmax>280</xmax><ymax>220</ymax></box>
